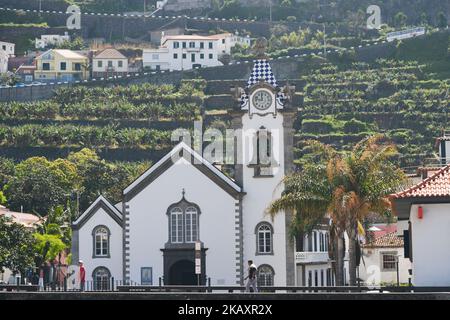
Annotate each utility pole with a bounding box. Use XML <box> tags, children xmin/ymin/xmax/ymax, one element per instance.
<box><xmin>269</xmin><ymin>0</ymin><xmax>272</xmax><ymax>24</ymax></box>
<box><xmin>39</xmin><ymin>0</ymin><xmax>42</xmax><ymax>17</ymax></box>
<box><xmin>323</xmin><ymin>23</ymin><xmax>326</xmax><ymax>56</ymax></box>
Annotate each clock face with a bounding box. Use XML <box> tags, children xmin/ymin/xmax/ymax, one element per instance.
<box><xmin>252</xmin><ymin>90</ymin><xmax>272</xmax><ymax>111</ymax></box>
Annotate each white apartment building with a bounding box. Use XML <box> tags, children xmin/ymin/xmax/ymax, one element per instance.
<box><xmin>0</xmin><ymin>51</ymin><xmax>8</xmax><ymax>74</ymax></box>
<box><xmin>92</xmin><ymin>48</ymin><xmax>129</xmax><ymax>78</ymax></box>
<box><xmin>0</xmin><ymin>41</ymin><xmax>15</xmax><ymax>74</ymax></box>
<box><xmin>35</xmin><ymin>32</ymin><xmax>71</xmax><ymax>49</ymax></box>
<box><xmin>0</xmin><ymin>41</ymin><xmax>15</xmax><ymax>56</ymax></box>
<box><xmin>142</xmin><ymin>33</ymin><xmax>251</xmax><ymax>71</ymax></box>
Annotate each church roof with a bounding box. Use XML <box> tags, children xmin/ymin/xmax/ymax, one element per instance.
<box><xmin>390</xmin><ymin>164</ymin><xmax>450</xmax><ymax>199</ymax></box>
<box><xmin>123</xmin><ymin>142</ymin><xmax>243</xmax><ymax>201</ymax></box>
<box><xmin>72</xmin><ymin>195</ymin><xmax>122</xmax><ymax>229</ymax></box>
<box><xmin>247</xmin><ymin>59</ymin><xmax>278</xmax><ymax>88</ymax></box>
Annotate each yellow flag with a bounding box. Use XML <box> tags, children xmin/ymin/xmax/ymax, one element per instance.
<box><xmin>357</xmin><ymin>221</ymin><xmax>366</xmax><ymax>236</ymax></box>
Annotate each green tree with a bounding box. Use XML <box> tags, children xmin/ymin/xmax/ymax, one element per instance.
<box><xmin>0</xmin><ymin>215</ymin><xmax>37</xmax><ymax>280</ymax></box>
<box><xmin>33</xmin><ymin>233</ymin><xmax>67</xmax><ymax>263</ymax></box>
<box><xmin>437</xmin><ymin>12</ymin><xmax>448</xmax><ymax>29</ymax></box>
<box><xmin>55</xmin><ymin>37</ymin><xmax>85</xmax><ymax>50</ymax></box>
<box><xmin>268</xmin><ymin>135</ymin><xmax>405</xmax><ymax>285</ymax></box>
<box><xmin>394</xmin><ymin>12</ymin><xmax>408</xmax><ymax>28</ymax></box>
<box><xmin>0</xmin><ymin>191</ymin><xmax>6</xmax><ymax>205</ymax></box>
<box><xmin>4</xmin><ymin>157</ymin><xmax>77</xmax><ymax>215</ymax></box>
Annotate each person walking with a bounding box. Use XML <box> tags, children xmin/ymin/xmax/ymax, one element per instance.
<box><xmin>245</xmin><ymin>260</ymin><xmax>258</xmax><ymax>293</ymax></box>
<box><xmin>78</xmin><ymin>260</ymin><xmax>86</xmax><ymax>292</ymax></box>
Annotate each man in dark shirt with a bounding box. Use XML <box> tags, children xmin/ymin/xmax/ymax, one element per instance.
<box><xmin>245</xmin><ymin>260</ymin><xmax>258</xmax><ymax>292</ymax></box>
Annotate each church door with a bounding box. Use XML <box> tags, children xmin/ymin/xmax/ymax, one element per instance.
<box><xmin>169</xmin><ymin>260</ymin><xmax>196</xmax><ymax>285</ymax></box>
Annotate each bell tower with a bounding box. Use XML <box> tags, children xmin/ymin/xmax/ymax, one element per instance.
<box><xmin>230</xmin><ymin>38</ymin><xmax>296</xmax><ymax>286</ymax></box>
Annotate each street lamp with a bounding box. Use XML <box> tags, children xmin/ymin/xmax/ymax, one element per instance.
<box><xmin>396</xmin><ymin>255</ymin><xmax>400</xmax><ymax>286</ymax></box>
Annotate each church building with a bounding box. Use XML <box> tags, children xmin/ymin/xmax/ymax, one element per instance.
<box><xmin>71</xmin><ymin>45</ymin><xmax>298</xmax><ymax>288</ymax></box>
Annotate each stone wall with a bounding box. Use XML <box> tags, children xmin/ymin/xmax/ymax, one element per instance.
<box><xmin>0</xmin><ymin>58</ymin><xmax>303</xmax><ymax>102</ymax></box>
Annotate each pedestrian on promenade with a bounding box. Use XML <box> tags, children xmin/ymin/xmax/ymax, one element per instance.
<box><xmin>244</xmin><ymin>260</ymin><xmax>258</xmax><ymax>293</ymax></box>
<box><xmin>78</xmin><ymin>260</ymin><xmax>86</xmax><ymax>292</ymax></box>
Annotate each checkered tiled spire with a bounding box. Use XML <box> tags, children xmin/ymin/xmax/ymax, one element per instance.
<box><xmin>246</xmin><ymin>59</ymin><xmax>278</xmax><ymax>88</ymax></box>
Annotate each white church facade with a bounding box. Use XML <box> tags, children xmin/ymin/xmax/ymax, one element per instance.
<box><xmin>72</xmin><ymin>49</ymin><xmax>300</xmax><ymax>288</ymax></box>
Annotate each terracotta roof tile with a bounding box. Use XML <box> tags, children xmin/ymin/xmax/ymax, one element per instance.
<box><xmin>363</xmin><ymin>232</ymin><xmax>403</xmax><ymax>248</ymax></box>
<box><xmin>390</xmin><ymin>164</ymin><xmax>450</xmax><ymax>199</ymax></box>
<box><xmin>94</xmin><ymin>48</ymin><xmax>127</xmax><ymax>60</ymax></box>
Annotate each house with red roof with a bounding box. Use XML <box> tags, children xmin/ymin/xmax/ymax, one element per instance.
<box><xmin>359</xmin><ymin>230</ymin><xmax>412</xmax><ymax>286</ymax></box>
<box><xmin>390</xmin><ymin>132</ymin><xmax>450</xmax><ymax>286</ymax></box>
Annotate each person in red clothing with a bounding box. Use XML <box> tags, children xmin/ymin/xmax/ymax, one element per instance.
<box><xmin>78</xmin><ymin>260</ymin><xmax>86</xmax><ymax>292</ymax></box>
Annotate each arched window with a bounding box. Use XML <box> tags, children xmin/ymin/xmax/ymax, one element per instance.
<box><xmin>93</xmin><ymin>226</ymin><xmax>110</xmax><ymax>257</ymax></box>
<box><xmin>257</xmin><ymin>265</ymin><xmax>274</xmax><ymax>287</ymax></box>
<box><xmin>255</xmin><ymin>222</ymin><xmax>273</xmax><ymax>255</ymax></box>
<box><xmin>170</xmin><ymin>207</ymin><xmax>183</xmax><ymax>243</ymax></box>
<box><xmin>185</xmin><ymin>206</ymin><xmax>198</xmax><ymax>243</ymax></box>
<box><xmin>92</xmin><ymin>267</ymin><xmax>111</xmax><ymax>291</ymax></box>
<box><xmin>167</xmin><ymin>195</ymin><xmax>201</xmax><ymax>245</ymax></box>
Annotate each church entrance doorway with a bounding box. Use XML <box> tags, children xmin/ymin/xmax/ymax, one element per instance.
<box><xmin>161</xmin><ymin>247</ymin><xmax>207</xmax><ymax>285</ymax></box>
<box><xmin>169</xmin><ymin>260</ymin><xmax>196</xmax><ymax>285</ymax></box>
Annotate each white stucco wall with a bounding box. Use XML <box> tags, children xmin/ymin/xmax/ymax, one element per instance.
<box><xmin>241</xmin><ymin>111</ymin><xmax>288</xmax><ymax>286</ymax></box>
<box><xmin>410</xmin><ymin>203</ymin><xmax>450</xmax><ymax>286</ymax></box>
<box><xmin>77</xmin><ymin>207</ymin><xmax>123</xmax><ymax>282</ymax></box>
<box><xmin>125</xmin><ymin>157</ymin><xmax>238</xmax><ymax>285</ymax></box>
<box><xmin>359</xmin><ymin>247</ymin><xmax>411</xmax><ymax>285</ymax></box>
<box><xmin>142</xmin><ymin>39</ymin><xmax>223</xmax><ymax>71</ymax></box>
<box><xmin>92</xmin><ymin>58</ymin><xmax>128</xmax><ymax>73</ymax></box>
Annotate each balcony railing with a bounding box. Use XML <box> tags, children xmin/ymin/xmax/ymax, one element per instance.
<box><xmin>295</xmin><ymin>251</ymin><xmax>330</xmax><ymax>264</ymax></box>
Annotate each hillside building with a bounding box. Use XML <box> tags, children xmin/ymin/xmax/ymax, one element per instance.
<box><xmin>142</xmin><ymin>33</ymin><xmax>251</xmax><ymax>71</ymax></box>
<box><xmin>92</xmin><ymin>48</ymin><xmax>129</xmax><ymax>78</ymax></box>
<box><xmin>34</xmin><ymin>49</ymin><xmax>89</xmax><ymax>82</ymax></box>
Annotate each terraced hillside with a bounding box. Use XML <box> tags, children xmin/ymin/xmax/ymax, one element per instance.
<box><xmin>296</xmin><ymin>58</ymin><xmax>449</xmax><ymax>171</ymax></box>
<box><xmin>0</xmin><ymin>81</ymin><xmax>203</xmax><ymax>162</ymax></box>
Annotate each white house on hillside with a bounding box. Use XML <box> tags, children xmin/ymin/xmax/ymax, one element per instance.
<box><xmin>35</xmin><ymin>32</ymin><xmax>71</xmax><ymax>49</ymax></box>
<box><xmin>0</xmin><ymin>41</ymin><xmax>15</xmax><ymax>57</ymax></box>
<box><xmin>92</xmin><ymin>48</ymin><xmax>129</xmax><ymax>78</ymax></box>
<box><xmin>0</xmin><ymin>41</ymin><xmax>15</xmax><ymax>74</ymax></box>
<box><xmin>142</xmin><ymin>33</ymin><xmax>251</xmax><ymax>71</ymax></box>
<box><xmin>0</xmin><ymin>51</ymin><xmax>8</xmax><ymax>74</ymax></box>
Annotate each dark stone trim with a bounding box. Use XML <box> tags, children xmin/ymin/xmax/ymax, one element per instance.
<box><xmin>71</xmin><ymin>229</ymin><xmax>79</xmax><ymax>265</ymax></box>
<box><xmin>122</xmin><ymin>201</ymin><xmax>129</xmax><ymax>283</ymax></box>
<box><xmin>91</xmin><ymin>225</ymin><xmax>111</xmax><ymax>259</ymax></box>
<box><xmin>254</xmin><ymin>221</ymin><xmax>274</xmax><ymax>256</ymax></box>
<box><xmin>124</xmin><ymin>147</ymin><xmax>244</xmax><ymax>202</ymax></box>
<box><xmin>72</xmin><ymin>198</ymin><xmax>122</xmax><ymax>230</ymax></box>
<box><xmin>236</xmin><ymin>198</ymin><xmax>244</xmax><ymax>285</ymax></box>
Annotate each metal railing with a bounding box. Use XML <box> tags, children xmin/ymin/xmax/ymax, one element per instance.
<box><xmin>2</xmin><ymin>283</ymin><xmax>450</xmax><ymax>293</ymax></box>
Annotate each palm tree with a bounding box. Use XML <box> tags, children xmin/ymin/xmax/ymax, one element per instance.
<box><xmin>268</xmin><ymin>135</ymin><xmax>405</xmax><ymax>285</ymax></box>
